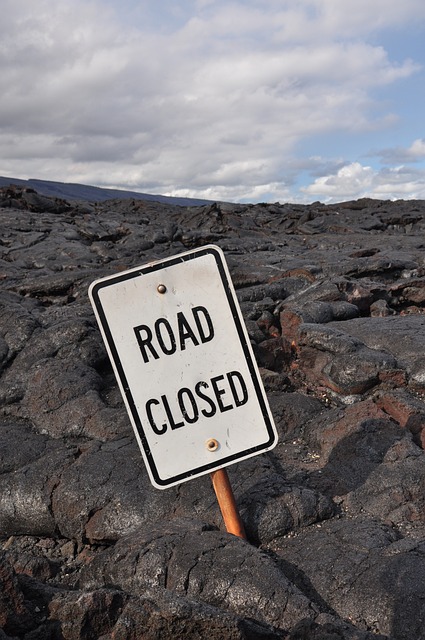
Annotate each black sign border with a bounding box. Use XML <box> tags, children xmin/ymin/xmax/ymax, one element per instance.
<box><xmin>90</xmin><ymin>246</ymin><xmax>277</xmax><ymax>487</ymax></box>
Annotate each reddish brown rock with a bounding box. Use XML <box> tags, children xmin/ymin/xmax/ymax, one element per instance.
<box><xmin>377</xmin><ymin>389</ymin><xmax>425</xmax><ymax>444</ymax></box>
<box><xmin>0</xmin><ymin>553</ymin><xmax>33</xmax><ymax>636</ymax></box>
<box><xmin>295</xmin><ymin>324</ymin><xmax>398</xmax><ymax>396</ymax></box>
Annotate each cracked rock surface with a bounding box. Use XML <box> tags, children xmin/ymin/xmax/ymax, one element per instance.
<box><xmin>2</xmin><ymin>185</ymin><xmax>425</xmax><ymax>638</ymax></box>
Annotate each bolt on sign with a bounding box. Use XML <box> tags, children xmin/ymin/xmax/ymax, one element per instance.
<box><xmin>89</xmin><ymin>245</ymin><xmax>278</xmax><ymax>489</ymax></box>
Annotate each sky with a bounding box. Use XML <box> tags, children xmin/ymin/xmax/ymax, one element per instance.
<box><xmin>1</xmin><ymin>0</ymin><xmax>425</xmax><ymax>204</ymax></box>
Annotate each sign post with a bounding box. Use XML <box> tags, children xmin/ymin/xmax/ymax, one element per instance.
<box><xmin>89</xmin><ymin>245</ymin><xmax>278</xmax><ymax>536</ymax></box>
<box><xmin>211</xmin><ymin>468</ymin><xmax>247</xmax><ymax>539</ymax></box>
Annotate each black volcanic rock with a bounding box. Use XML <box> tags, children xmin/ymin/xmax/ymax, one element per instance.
<box><xmin>2</xmin><ymin>185</ymin><xmax>425</xmax><ymax>638</ymax></box>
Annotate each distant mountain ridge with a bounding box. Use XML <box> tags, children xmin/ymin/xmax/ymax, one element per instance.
<box><xmin>0</xmin><ymin>176</ymin><xmax>215</xmax><ymax>207</ymax></box>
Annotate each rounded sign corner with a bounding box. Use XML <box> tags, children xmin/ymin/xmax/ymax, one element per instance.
<box><xmin>150</xmin><ymin>476</ymin><xmax>172</xmax><ymax>491</ymax></box>
<box><xmin>268</xmin><ymin>430</ymin><xmax>279</xmax><ymax>451</ymax></box>
<box><xmin>203</xmin><ymin>243</ymin><xmax>223</xmax><ymax>255</ymax></box>
<box><xmin>88</xmin><ymin>278</ymin><xmax>102</xmax><ymax>303</ymax></box>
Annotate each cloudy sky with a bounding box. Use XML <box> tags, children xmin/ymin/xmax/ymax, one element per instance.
<box><xmin>2</xmin><ymin>0</ymin><xmax>425</xmax><ymax>203</ymax></box>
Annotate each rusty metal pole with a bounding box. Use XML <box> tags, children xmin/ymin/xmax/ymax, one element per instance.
<box><xmin>210</xmin><ymin>468</ymin><xmax>247</xmax><ymax>540</ymax></box>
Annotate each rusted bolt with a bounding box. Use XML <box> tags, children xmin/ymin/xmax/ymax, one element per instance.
<box><xmin>206</xmin><ymin>438</ymin><xmax>219</xmax><ymax>452</ymax></box>
<box><xmin>157</xmin><ymin>284</ymin><xmax>167</xmax><ymax>294</ymax></box>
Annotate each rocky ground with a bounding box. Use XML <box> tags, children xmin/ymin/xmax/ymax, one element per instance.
<box><xmin>2</xmin><ymin>184</ymin><xmax>425</xmax><ymax>639</ymax></box>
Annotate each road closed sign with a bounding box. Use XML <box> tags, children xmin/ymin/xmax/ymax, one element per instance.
<box><xmin>89</xmin><ymin>245</ymin><xmax>277</xmax><ymax>489</ymax></box>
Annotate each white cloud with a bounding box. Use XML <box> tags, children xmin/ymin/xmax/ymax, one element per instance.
<box><xmin>308</xmin><ymin>0</ymin><xmax>425</xmax><ymax>35</ymax></box>
<box><xmin>374</xmin><ymin>138</ymin><xmax>425</xmax><ymax>164</ymax></box>
<box><xmin>0</xmin><ymin>0</ymin><xmax>424</xmax><ymax>202</ymax></box>
<box><xmin>303</xmin><ymin>162</ymin><xmax>425</xmax><ymax>202</ymax></box>
<box><xmin>409</xmin><ymin>139</ymin><xmax>425</xmax><ymax>158</ymax></box>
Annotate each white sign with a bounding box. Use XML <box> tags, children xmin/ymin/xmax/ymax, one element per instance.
<box><xmin>89</xmin><ymin>245</ymin><xmax>277</xmax><ymax>489</ymax></box>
